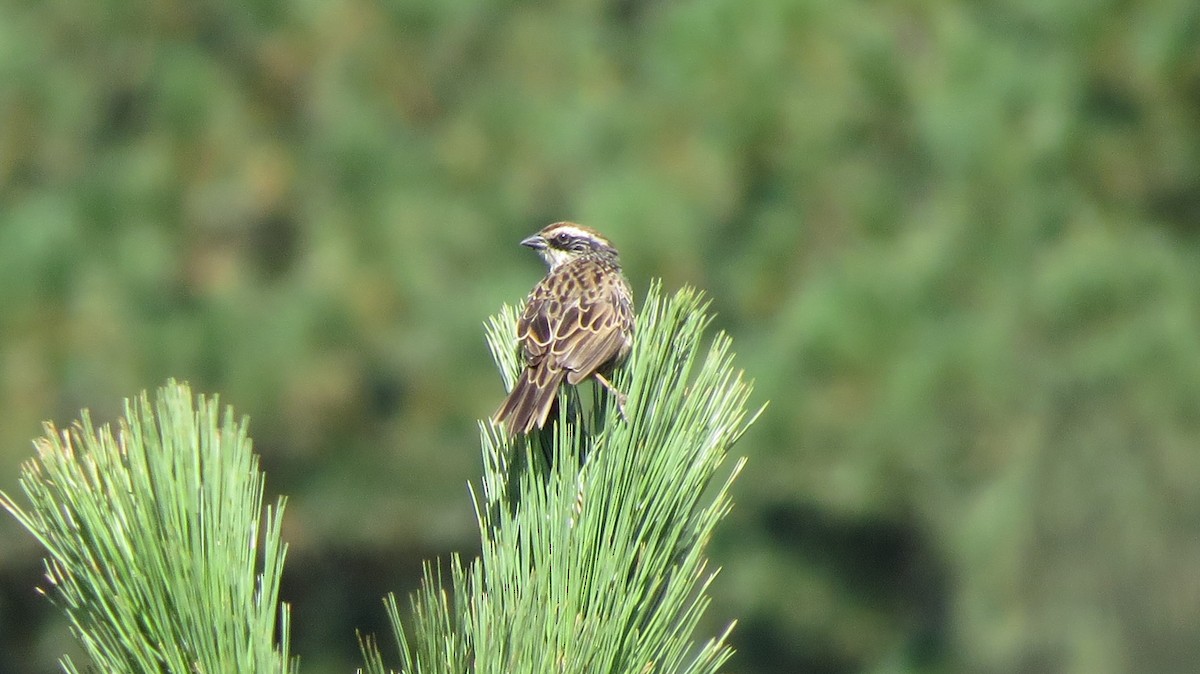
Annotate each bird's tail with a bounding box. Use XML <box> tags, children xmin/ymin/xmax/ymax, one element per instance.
<box><xmin>493</xmin><ymin>368</ymin><xmax>564</xmax><ymax>434</ymax></box>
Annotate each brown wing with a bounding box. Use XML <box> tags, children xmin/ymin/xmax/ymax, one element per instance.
<box><xmin>526</xmin><ymin>261</ymin><xmax>631</xmax><ymax>384</ymax></box>
<box><xmin>491</xmin><ymin>291</ymin><xmax>564</xmax><ymax>433</ymax></box>
<box><xmin>491</xmin><ymin>272</ymin><xmax>572</xmax><ymax>433</ymax></box>
<box><xmin>494</xmin><ymin>259</ymin><xmax>632</xmax><ymax>432</ymax></box>
<box><xmin>555</xmin><ymin>282</ymin><xmax>633</xmax><ymax>385</ymax></box>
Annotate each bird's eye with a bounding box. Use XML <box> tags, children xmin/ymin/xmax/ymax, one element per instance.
<box><xmin>555</xmin><ymin>232</ymin><xmax>572</xmax><ymax>246</ymax></box>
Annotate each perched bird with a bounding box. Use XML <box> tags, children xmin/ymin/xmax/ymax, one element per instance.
<box><xmin>493</xmin><ymin>222</ymin><xmax>635</xmax><ymax>434</ymax></box>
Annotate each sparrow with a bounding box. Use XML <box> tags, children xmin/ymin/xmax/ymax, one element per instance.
<box><xmin>493</xmin><ymin>222</ymin><xmax>635</xmax><ymax>434</ymax></box>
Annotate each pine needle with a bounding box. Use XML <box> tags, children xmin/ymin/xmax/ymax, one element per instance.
<box><xmin>0</xmin><ymin>380</ymin><xmax>296</xmax><ymax>674</ymax></box>
<box><xmin>362</xmin><ymin>281</ymin><xmax>763</xmax><ymax>674</ymax></box>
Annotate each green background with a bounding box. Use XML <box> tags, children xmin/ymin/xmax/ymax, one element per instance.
<box><xmin>1</xmin><ymin>0</ymin><xmax>1198</xmax><ymax>672</ymax></box>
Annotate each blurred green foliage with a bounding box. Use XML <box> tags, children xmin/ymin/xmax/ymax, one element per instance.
<box><xmin>1</xmin><ymin>0</ymin><xmax>1198</xmax><ymax>673</ymax></box>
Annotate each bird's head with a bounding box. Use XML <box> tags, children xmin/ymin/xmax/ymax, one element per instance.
<box><xmin>521</xmin><ymin>222</ymin><xmax>620</xmax><ymax>270</ymax></box>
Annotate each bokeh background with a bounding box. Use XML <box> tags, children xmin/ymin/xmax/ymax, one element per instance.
<box><xmin>2</xmin><ymin>0</ymin><xmax>1199</xmax><ymax>672</ymax></box>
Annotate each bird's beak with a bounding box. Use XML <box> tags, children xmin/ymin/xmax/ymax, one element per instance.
<box><xmin>520</xmin><ymin>234</ymin><xmax>547</xmax><ymax>250</ymax></box>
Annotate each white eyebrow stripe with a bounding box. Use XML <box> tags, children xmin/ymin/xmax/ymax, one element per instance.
<box><xmin>543</xmin><ymin>224</ymin><xmax>609</xmax><ymax>245</ymax></box>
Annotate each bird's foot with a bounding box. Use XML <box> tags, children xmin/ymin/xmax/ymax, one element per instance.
<box><xmin>593</xmin><ymin>372</ymin><xmax>629</xmax><ymax>422</ymax></box>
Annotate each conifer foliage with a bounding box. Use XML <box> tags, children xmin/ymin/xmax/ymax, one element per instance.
<box><xmin>0</xmin><ymin>283</ymin><xmax>758</xmax><ymax>674</ymax></box>
<box><xmin>0</xmin><ymin>382</ymin><xmax>294</xmax><ymax>674</ymax></box>
<box><xmin>361</xmin><ymin>283</ymin><xmax>762</xmax><ymax>674</ymax></box>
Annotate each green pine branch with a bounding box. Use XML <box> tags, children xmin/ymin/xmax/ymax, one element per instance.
<box><xmin>0</xmin><ymin>381</ymin><xmax>295</xmax><ymax>674</ymax></box>
<box><xmin>361</xmin><ymin>282</ymin><xmax>764</xmax><ymax>674</ymax></box>
<box><xmin>0</xmin><ymin>283</ymin><xmax>760</xmax><ymax>674</ymax></box>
